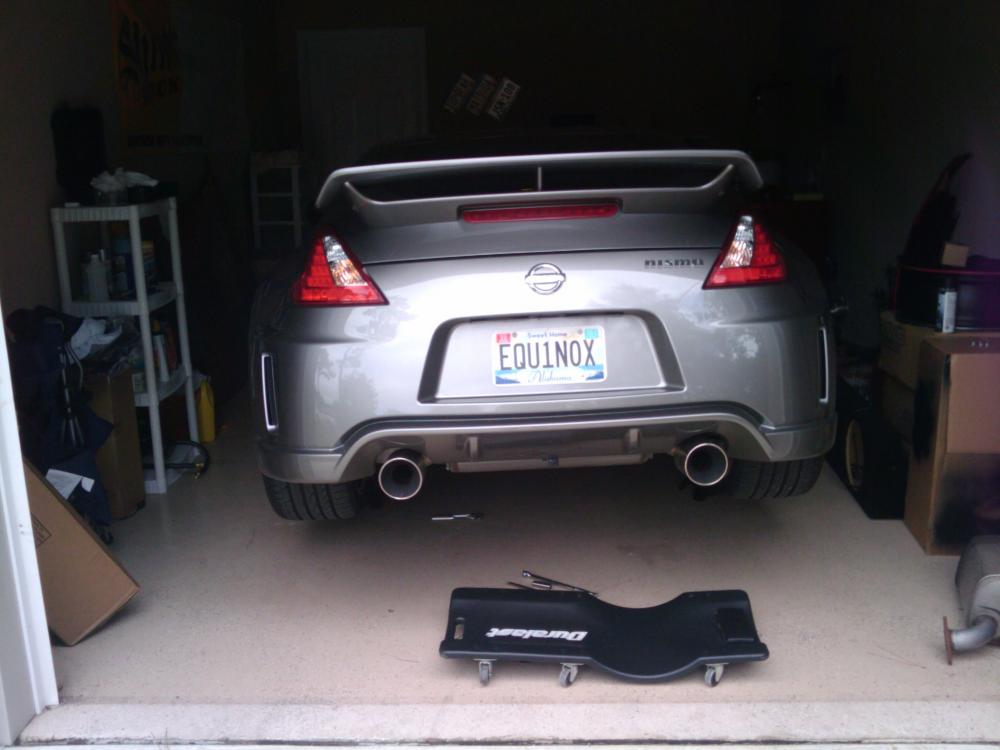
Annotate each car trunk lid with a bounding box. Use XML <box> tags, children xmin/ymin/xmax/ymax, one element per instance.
<box><xmin>340</xmin><ymin>211</ymin><xmax>735</xmax><ymax>266</ymax></box>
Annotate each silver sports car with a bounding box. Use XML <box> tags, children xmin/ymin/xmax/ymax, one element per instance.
<box><xmin>250</xmin><ymin>137</ymin><xmax>835</xmax><ymax>520</ymax></box>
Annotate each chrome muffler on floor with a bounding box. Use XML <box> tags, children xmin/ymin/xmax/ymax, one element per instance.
<box><xmin>944</xmin><ymin>535</ymin><xmax>1000</xmax><ymax>662</ymax></box>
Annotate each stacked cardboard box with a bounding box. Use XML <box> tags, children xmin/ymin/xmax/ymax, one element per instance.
<box><xmin>902</xmin><ymin>335</ymin><xmax>1000</xmax><ymax>554</ymax></box>
<box><xmin>85</xmin><ymin>369</ymin><xmax>145</xmax><ymax>519</ymax></box>
<box><xmin>877</xmin><ymin>311</ymin><xmax>942</xmax><ymax>444</ymax></box>
<box><xmin>878</xmin><ymin>312</ymin><xmax>1000</xmax><ymax>553</ymax></box>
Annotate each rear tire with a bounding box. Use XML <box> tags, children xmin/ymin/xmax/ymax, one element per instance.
<box><xmin>828</xmin><ymin>408</ymin><xmax>907</xmax><ymax>519</ymax></box>
<box><xmin>721</xmin><ymin>456</ymin><xmax>824</xmax><ymax>499</ymax></box>
<box><xmin>262</xmin><ymin>475</ymin><xmax>360</xmax><ymax>520</ymax></box>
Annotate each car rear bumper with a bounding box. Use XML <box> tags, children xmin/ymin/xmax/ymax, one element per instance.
<box><xmin>256</xmin><ymin>404</ymin><xmax>836</xmax><ymax>484</ymax></box>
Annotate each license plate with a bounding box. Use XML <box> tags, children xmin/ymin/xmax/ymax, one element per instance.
<box><xmin>492</xmin><ymin>326</ymin><xmax>607</xmax><ymax>386</ymax></box>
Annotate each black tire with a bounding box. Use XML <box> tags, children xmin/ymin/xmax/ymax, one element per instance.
<box><xmin>721</xmin><ymin>456</ymin><xmax>824</xmax><ymax>499</ymax></box>
<box><xmin>828</xmin><ymin>408</ymin><xmax>907</xmax><ymax>519</ymax></box>
<box><xmin>262</xmin><ymin>475</ymin><xmax>360</xmax><ymax>521</ymax></box>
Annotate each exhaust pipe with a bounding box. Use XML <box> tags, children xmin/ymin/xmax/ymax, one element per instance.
<box><xmin>943</xmin><ymin>536</ymin><xmax>1000</xmax><ymax>663</ymax></box>
<box><xmin>944</xmin><ymin>615</ymin><xmax>998</xmax><ymax>663</ymax></box>
<box><xmin>673</xmin><ymin>437</ymin><xmax>730</xmax><ymax>487</ymax></box>
<box><xmin>377</xmin><ymin>449</ymin><xmax>425</xmax><ymax>501</ymax></box>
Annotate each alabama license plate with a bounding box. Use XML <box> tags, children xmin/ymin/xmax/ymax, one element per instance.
<box><xmin>492</xmin><ymin>326</ymin><xmax>607</xmax><ymax>386</ymax></box>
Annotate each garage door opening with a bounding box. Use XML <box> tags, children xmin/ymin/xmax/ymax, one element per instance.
<box><xmin>2</xmin><ymin>0</ymin><xmax>999</xmax><ymax>745</ymax></box>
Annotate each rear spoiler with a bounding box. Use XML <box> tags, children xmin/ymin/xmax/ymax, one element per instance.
<box><xmin>315</xmin><ymin>150</ymin><xmax>762</xmax><ymax>228</ymax></box>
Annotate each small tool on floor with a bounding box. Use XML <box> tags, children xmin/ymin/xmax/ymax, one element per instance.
<box><xmin>431</xmin><ymin>512</ymin><xmax>484</xmax><ymax>521</ymax></box>
<box><xmin>521</xmin><ymin>569</ymin><xmax>597</xmax><ymax>596</ymax></box>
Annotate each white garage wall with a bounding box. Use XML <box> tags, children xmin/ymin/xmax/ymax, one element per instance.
<box><xmin>0</xmin><ymin>296</ymin><xmax>58</xmax><ymax>745</ymax></box>
<box><xmin>0</xmin><ymin>0</ymin><xmax>256</xmax><ymax>320</ymax></box>
<box><xmin>0</xmin><ymin>0</ymin><xmax>120</xmax><ymax>316</ymax></box>
<box><xmin>783</xmin><ymin>0</ymin><xmax>1000</xmax><ymax>347</ymax></box>
<box><xmin>0</xmin><ymin>4</ymin><xmax>119</xmax><ymax>730</ymax></box>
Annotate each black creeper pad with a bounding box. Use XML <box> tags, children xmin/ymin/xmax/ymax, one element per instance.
<box><xmin>440</xmin><ymin>587</ymin><xmax>768</xmax><ymax>682</ymax></box>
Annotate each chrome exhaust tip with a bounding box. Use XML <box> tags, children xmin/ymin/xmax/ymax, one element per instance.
<box><xmin>377</xmin><ymin>449</ymin><xmax>425</xmax><ymax>501</ymax></box>
<box><xmin>673</xmin><ymin>437</ymin><xmax>730</xmax><ymax>487</ymax></box>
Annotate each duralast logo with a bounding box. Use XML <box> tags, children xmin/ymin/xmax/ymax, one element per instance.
<box><xmin>645</xmin><ymin>258</ymin><xmax>705</xmax><ymax>268</ymax></box>
<box><xmin>485</xmin><ymin>627</ymin><xmax>588</xmax><ymax>642</ymax></box>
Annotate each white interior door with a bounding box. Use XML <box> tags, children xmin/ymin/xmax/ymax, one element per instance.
<box><xmin>297</xmin><ymin>28</ymin><xmax>427</xmax><ymax>197</ymax></box>
<box><xmin>0</xmin><ymin>296</ymin><xmax>58</xmax><ymax>744</ymax></box>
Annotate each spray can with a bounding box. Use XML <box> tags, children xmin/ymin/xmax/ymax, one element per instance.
<box><xmin>937</xmin><ymin>280</ymin><xmax>957</xmax><ymax>333</ymax></box>
<box><xmin>110</xmin><ymin>234</ymin><xmax>134</xmax><ymax>298</ymax></box>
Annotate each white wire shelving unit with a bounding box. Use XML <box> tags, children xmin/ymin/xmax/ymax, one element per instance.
<box><xmin>50</xmin><ymin>197</ymin><xmax>199</xmax><ymax>494</ymax></box>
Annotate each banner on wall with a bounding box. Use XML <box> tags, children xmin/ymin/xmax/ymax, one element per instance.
<box><xmin>111</xmin><ymin>0</ymin><xmax>201</xmax><ymax>150</ymax></box>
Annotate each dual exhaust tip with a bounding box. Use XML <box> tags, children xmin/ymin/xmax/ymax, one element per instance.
<box><xmin>376</xmin><ymin>436</ymin><xmax>730</xmax><ymax>500</ymax></box>
<box><xmin>672</xmin><ymin>437</ymin><xmax>730</xmax><ymax>488</ymax></box>
<box><xmin>377</xmin><ymin>449</ymin><xmax>425</xmax><ymax>501</ymax></box>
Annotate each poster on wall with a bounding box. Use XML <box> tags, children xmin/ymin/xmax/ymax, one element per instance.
<box><xmin>111</xmin><ymin>0</ymin><xmax>201</xmax><ymax>150</ymax></box>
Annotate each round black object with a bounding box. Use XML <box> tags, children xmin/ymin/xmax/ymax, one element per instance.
<box><xmin>895</xmin><ymin>264</ymin><xmax>1000</xmax><ymax>331</ymax></box>
<box><xmin>828</xmin><ymin>379</ymin><xmax>908</xmax><ymax>520</ymax></box>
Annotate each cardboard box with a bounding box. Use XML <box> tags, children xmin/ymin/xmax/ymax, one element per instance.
<box><xmin>904</xmin><ymin>335</ymin><xmax>1000</xmax><ymax>554</ymax></box>
<box><xmin>879</xmin><ymin>374</ymin><xmax>915</xmax><ymax>443</ymax></box>
<box><xmin>24</xmin><ymin>462</ymin><xmax>139</xmax><ymax>644</ymax></box>
<box><xmin>86</xmin><ymin>370</ymin><xmax>145</xmax><ymax>519</ymax></box>
<box><xmin>941</xmin><ymin>242</ymin><xmax>969</xmax><ymax>268</ymax></box>
<box><xmin>878</xmin><ymin>311</ymin><xmax>944</xmax><ymax>389</ymax></box>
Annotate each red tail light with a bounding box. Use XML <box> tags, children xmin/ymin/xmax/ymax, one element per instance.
<box><xmin>704</xmin><ymin>215</ymin><xmax>787</xmax><ymax>288</ymax></box>
<box><xmin>291</xmin><ymin>233</ymin><xmax>386</xmax><ymax>306</ymax></box>
<box><xmin>462</xmin><ymin>202</ymin><xmax>618</xmax><ymax>223</ymax></box>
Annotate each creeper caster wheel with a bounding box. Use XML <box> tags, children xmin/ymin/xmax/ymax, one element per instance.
<box><xmin>558</xmin><ymin>663</ymin><xmax>581</xmax><ymax>687</ymax></box>
<box><xmin>477</xmin><ymin>660</ymin><xmax>494</xmax><ymax>686</ymax></box>
<box><xmin>704</xmin><ymin>663</ymin><xmax>725</xmax><ymax>687</ymax></box>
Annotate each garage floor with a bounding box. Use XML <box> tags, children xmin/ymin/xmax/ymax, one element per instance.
<box><xmin>23</xmin><ymin>399</ymin><xmax>1000</xmax><ymax>744</ymax></box>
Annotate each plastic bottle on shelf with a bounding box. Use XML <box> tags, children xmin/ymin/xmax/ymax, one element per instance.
<box><xmin>141</xmin><ymin>240</ymin><xmax>158</xmax><ymax>286</ymax></box>
<box><xmin>128</xmin><ymin>344</ymin><xmax>147</xmax><ymax>394</ymax></box>
<box><xmin>83</xmin><ymin>251</ymin><xmax>110</xmax><ymax>302</ymax></box>
<box><xmin>937</xmin><ymin>280</ymin><xmax>958</xmax><ymax>333</ymax></box>
<box><xmin>197</xmin><ymin>379</ymin><xmax>216</xmax><ymax>443</ymax></box>
<box><xmin>110</xmin><ymin>233</ymin><xmax>134</xmax><ymax>298</ymax></box>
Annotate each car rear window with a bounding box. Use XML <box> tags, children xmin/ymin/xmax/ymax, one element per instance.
<box><xmin>358</xmin><ymin>167</ymin><xmax>536</xmax><ymax>202</ymax></box>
